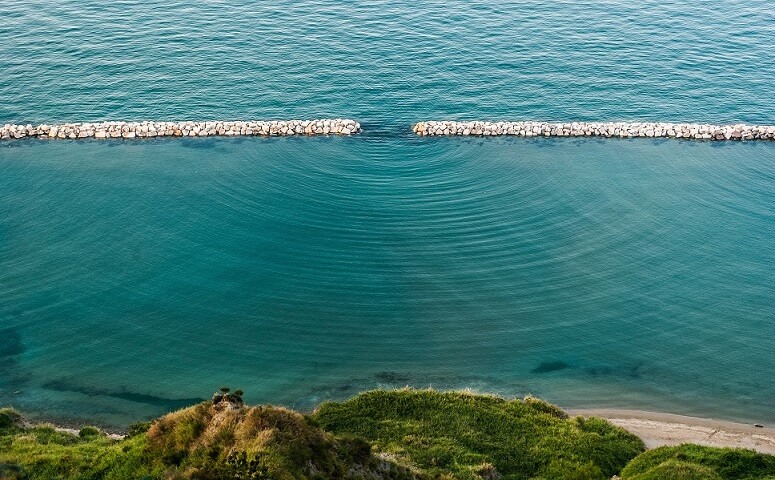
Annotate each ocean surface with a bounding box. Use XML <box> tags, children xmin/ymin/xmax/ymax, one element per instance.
<box><xmin>1</xmin><ymin>1</ymin><xmax>773</xmax><ymax>428</ymax></box>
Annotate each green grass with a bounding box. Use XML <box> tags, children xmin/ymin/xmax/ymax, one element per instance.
<box><xmin>313</xmin><ymin>389</ymin><xmax>645</xmax><ymax>479</ymax></box>
<box><xmin>0</xmin><ymin>422</ymin><xmax>156</xmax><ymax>480</ymax></box>
<box><xmin>619</xmin><ymin>444</ymin><xmax>775</xmax><ymax>480</ymax></box>
<box><xmin>2</xmin><ymin>391</ymin><xmax>775</xmax><ymax>479</ymax></box>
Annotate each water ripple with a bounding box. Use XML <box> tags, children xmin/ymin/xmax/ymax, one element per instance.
<box><xmin>1</xmin><ymin>1</ymin><xmax>774</xmax><ymax>427</ymax></box>
<box><xmin>1</xmin><ymin>1</ymin><xmax>773</xmax><ymax>125</ymax></box>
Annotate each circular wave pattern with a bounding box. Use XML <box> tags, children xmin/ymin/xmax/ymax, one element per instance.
<box><xmin>0</xmin><ymin>138</ymin><xmax>773</xmax><ymax>427</ymax></box>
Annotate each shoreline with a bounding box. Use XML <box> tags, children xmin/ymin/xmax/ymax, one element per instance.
<box><xmin>14</xmin><ymin>414</ymin><xmax>129</xmax><ymax>439</ymax></box>
<box><xmin>569</xmin><ymin>408</ymin><xmax>775</xmax><ymax>455</ymax></box>
<box><xmin>12</xmin><ymin>403</ymin><xmax>775</xmax><ymax>455</ymax></box>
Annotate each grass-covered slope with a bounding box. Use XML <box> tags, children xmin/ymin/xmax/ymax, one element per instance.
<box><xmin>619</xmin><ymin>444</ymin><xmax>775</xmax><ymax>480</ymax></box>
<box><xmin>314</xmin><ymin>389</ymin><xmax>645</xmax><ymax>480</ymax></box>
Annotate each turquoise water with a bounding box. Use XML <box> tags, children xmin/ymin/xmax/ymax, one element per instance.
<box><xmin>1</xmin><ymin>1</ymin><xmax>774</xmax><ymax>427</ymax></box>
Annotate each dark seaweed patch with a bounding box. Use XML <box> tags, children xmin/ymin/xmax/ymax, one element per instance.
<box><xmin>531</xmin><ymin>361</ymin><xmax>571</xmax><ymax>374</ymax></box>
<box><xmin>43</xmin><ymin>379</ymin><xmax>203</xmax><ymax>409</ymax></box>
<box><xmin>109</xmin><ymin>391</ymin><xmax>204</xmax><ymax>409</ymax></box>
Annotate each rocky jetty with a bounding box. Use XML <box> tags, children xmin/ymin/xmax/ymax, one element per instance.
<box><xmin>413</xmin><ymin>121</ymin><xmax>775</xmax><ymax>140</ymax></box>
<box><xmin>0</xmin><ymin>119</ymin><xmax>361</xmax><ymax>140</ymax></box>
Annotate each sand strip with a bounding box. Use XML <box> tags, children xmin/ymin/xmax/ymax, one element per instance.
<box><xmin>569</xmin><ymin>408</ymin><xmax>775</xmax><ymax>455</ymax></box>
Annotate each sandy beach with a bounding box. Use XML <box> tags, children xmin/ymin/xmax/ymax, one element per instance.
<box><xmin>570</xmin><ymin>408</ymin><xmax>775</xmax><ymax>455</ymax></box>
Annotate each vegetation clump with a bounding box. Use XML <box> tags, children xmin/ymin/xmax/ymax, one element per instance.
<box><xmin>127</xmin><ymin>420</ymin><xmax>153</xmax><ymax>438</ymax></box>
<box><xmin>78</xmin><ymin>426</ymin><xmax>103</xmax><ymax>438</ymax></box>
<box><xmin>619</xmin><ymin>444</ymin><xmax>775</xmax><ymax>479</ymax></box>
<box><xmin>211</xmin><ymin>386</ymin><xmax>245</xmax><ymax>408</ymax></box>
<box><xmin>314</xmin><ymin>389</ymin><xmax>645</xmax><ymax>479</ymax></box>
<box><xmin>143</xmin><ymin>395</ymin><xmax>414</xmax><ymax>479</ymax></box>
<box><xmin>0</xmin><ymin>408</ymin><xmax>23</xmax><ymax>432</ymax></box>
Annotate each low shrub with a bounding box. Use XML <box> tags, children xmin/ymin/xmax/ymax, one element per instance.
<box><xmin>0</xmin><ymin>408</ymin><xmax>22</xmax><ymax>432</ymax></box>
<box><xmin>127</xmin><ymin>421</ymin><xmax>153</xmax><ymax>438</ymax></box>
<box><xmin>623</xmin><ymin>458</ymin><xmax>723</xmax><ymax>480</ymax></box>
<box><xmin>79</xmin><ymin>426</ymin><xmax>102</xmax><ymax>438</ymax></box>
<box><xmin>620</xmin><ymin>444</ymin><xmax>775</xmax><ymax>480</ymax></box>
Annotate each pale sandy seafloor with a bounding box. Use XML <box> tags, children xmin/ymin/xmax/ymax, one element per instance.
<box><xmin>570</xmin><ymin>409</ymin><xmax>775</xmax><ymax>455</ymax></box>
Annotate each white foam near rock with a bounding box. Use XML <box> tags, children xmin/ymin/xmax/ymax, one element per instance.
<box><xmin>412</xmin><ymin>121</ymin><xmax>775</xmax><ymax>141</ymax></box>
<box><xmin>0</xmin><ymin>119</ymin><xmax>361</xmax><ymax>141</ymax></box>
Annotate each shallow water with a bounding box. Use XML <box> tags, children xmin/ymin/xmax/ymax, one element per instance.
<box><xmin>1</xmin><ymin>1</ymin><xmax>774</xmax><ymax>427</ymax></box>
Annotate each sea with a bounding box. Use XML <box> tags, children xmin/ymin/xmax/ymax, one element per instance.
<box><xmin>1</xmin><ymin>0</ymin><xmax>773</xmax><ymax>428</ymax></box>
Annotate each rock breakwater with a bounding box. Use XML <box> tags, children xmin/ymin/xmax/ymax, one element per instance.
<box><xmin>413</xmin><ymin>121</ymin><xmax>775</xmax><ymax>140</ymax></box>
<box><xmin>1</xmin><ymin>119</ymin><xmax>361</xmax><ymax>140</ymax></box>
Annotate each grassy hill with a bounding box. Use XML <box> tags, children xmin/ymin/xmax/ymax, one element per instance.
<box><xmin>1</xmin><ymin>389</ymin><xmax>774</xmax><ymax>479</ymax></box>
<box><xmin>314</xmin><ymin>389</ymin><xmax>644</xmax><ymax>479</ymax></box>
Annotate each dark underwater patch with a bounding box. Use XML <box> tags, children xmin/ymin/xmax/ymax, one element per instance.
<box><xmin>531</xmin><ymin>360</ymin><xmax>571</xmax><ymax>374</ymax></box>
<box><xmin>43</xmin><ymin>379</ymin><xmax>203</xmax><ymax>409</ymax></box>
